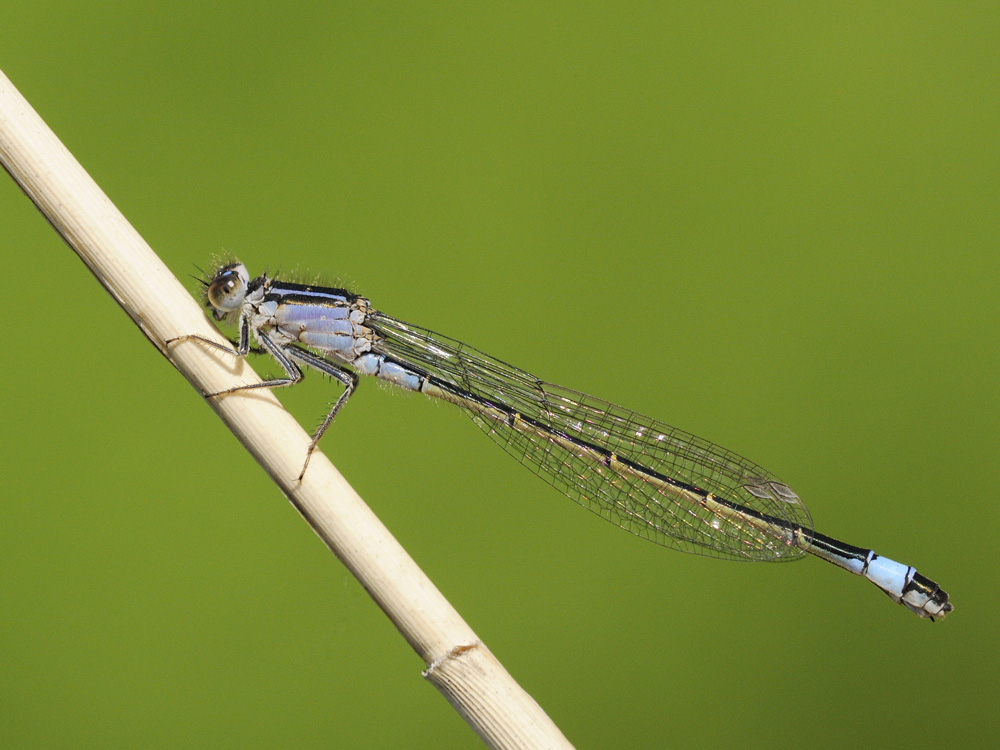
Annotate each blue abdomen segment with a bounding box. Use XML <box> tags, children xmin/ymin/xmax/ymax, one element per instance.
<box><xmin>354</xmin><ymin>353</ymin><xmax>424</xmax><ymax>391</ymax></box>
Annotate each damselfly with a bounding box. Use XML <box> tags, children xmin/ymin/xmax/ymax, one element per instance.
<box><xmin>169</xmin><ymin>261</ymin><xmax>952</xmax><ymax>619</ymax></box>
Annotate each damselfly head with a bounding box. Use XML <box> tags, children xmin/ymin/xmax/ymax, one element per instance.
<box><xmin>205</xmin><ymin>262</ymin><xmax>250</xmax><ymax>321</ymax></box>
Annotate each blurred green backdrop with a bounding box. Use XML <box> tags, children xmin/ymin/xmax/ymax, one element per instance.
<box><xmin>2</xmin><ymin>3</ymin><xmax>997</xmax><ymax>748</ymax></box>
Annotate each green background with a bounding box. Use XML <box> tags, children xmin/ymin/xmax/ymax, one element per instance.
<box><xmin>3</xmin><ymin>3</ymin><xmax>997</xmax><ymax>748</ymax></box>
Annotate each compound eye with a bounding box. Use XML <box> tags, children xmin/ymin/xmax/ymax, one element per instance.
<box><xmin>206</xmin><ymin>265</ymin><xmax>248</xmax><ymax>312</ymax></box>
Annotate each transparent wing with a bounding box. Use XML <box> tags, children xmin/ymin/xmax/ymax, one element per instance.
<box><xmin>369</xmin><ymin>312</ymin><xmax>813</xmax><ymax>561</ymax></box>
